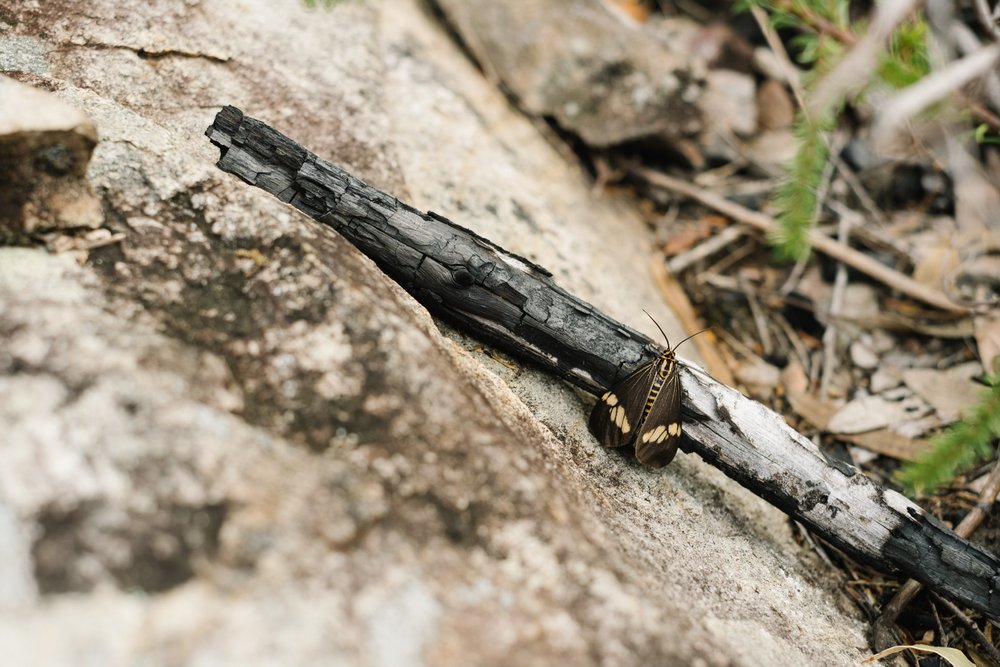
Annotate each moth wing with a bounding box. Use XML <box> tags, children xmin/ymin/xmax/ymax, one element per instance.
<box><xmin>589</xmin><ymin>362</ymin><xmax>657</xmax><ymax>450</ymax></box>
<box><xmin>634</xmin><ymin>368</ymin><xmax>682</xmax><ymax>468</ymax></box>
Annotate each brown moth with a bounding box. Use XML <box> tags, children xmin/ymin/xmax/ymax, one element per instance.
<box><xmin>589</xmin><ymin>316</ymin><xmax>703</xmax><ymax>468</ymax></box>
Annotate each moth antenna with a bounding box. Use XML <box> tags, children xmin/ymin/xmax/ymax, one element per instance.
<box><xmin>643</xmin><ymin>310</ymin><xmax>712</xmax><ymax>353</ymax></box>
<box><xmin>642</xmin><ymin>310</ymin><xmax>672</xmax><ymax>348</ymax></box>
<box><xmin>672</xmin><ymin>328</ymin><xmax>718</xmax><ymax>382</ymax></box>
<box><xmin>673</xmin><ymin>327</ymin><xmax>712</xmax><ymax>352</ymax></box>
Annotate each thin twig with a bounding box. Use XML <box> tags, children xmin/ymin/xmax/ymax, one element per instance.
<box><xmin>700</xmin><ymin>273</ymin><xmax>740</xmax><ymax>292</ymax></box>
<box><xmin>808</xmin><ymin>350</ymin><xmax>822</xmax><ymax>393</ymax></box>
<box><xmin>698</xmin><ymin>239</ymin><xmax>758</xmax><ymax>280</ymax></box>
<box><xmin>952</xmin><ymin>21</ymin><xmax>1000</xmax><ymax>113</ymax></box>
<box><xmin>932</xmin><ymin>592</ymin><xmax>1000</xmax><ymax>666</ymax></box>
<box><xmin>775</xmin><ymin>313</ymin><xmax>813</xmax><ymax>375</ymax></box>
<box><xmin>830</xmin><ymin>153</ymin><xmax>891</xmax><ymax>229</ymax></box>
<box><xmin>974</xmin><ymin>0</ymin><xmax>1000</xmax><ymax>40</ymax></box>
<box><xmin>775</xmin><ymin>0</ymin><xmax>858</xmax><ymax>47</ymax></box>
<box><xmin>810</xmin><ymin>131</ymin><xmax>842</xmax><ymax>221</ymax></box>
<box><xmin>955</xmin><ymin>464</ymin><xmax>1000</xmax><ymax>540</ymax></box>
<box><xmin>666</xmin><ymin>225</ymin><xmax>746</xmax><ymax>275</ymax></box>
<box><xmin>872</xmin><ymin>44</ymin><xmax>1000</xmax><ymax>154</ymax></box>
<box><xmin>693</xmin><ymin>156</ymin><xmax>750</xmax><ymax>187</ymax></box>
<box><xmin>971</xmin><ymin>100</ymin><xmax>1000</xmax><ymax>130</ymax></box>
<box><xmin>751</xmin><ymin>5</ymin><xmax>807</xmax><ymax>110</ymax></box>
<box><xmin>808</xmin><ymin>0</ymin><xmax>918</xmax><ymax>118</ymax></box>
<box><xmin>632</xmin><ymin>166</ymin><xmax>966</xmax><ymax>313</ymax></box>
<box><xmin>742</xmin><ymin>277</ymin><xmax>774</xmax><ymax>358</ymax></box>
<box><xmin>930</xmin><ymin>597</ymin><xmax>946</xmax><ymax>648</ymax></box>
<box><xmin>794</xmin><ymin>520</ymin><xmax>837</xmax><ymax>569</ymax></box>
<box><xmin>778</xmin><ymin>255</ymin><xmax>810</xmax><ymax>296</ymax></box>
<box><xmin>714</xmin><ymin>325</ymin><xmax>764</xmax><ymax>364</ymax></box>
<box><xmin>820</xmin><ymin>212</ymin><xmax>852</xmax><ymax>398</ymax></box>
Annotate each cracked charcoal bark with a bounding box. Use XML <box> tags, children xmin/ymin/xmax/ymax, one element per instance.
<box><xmin>206</xmin><ymin>106</ymin><xmax>1000</xmax><ymax>620</ymax></box>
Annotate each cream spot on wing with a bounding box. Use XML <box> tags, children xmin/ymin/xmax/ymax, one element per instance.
<box><xmin>611</xmin><ymin>406</ymin><xmax>623</xmax><ymax>428</ymax></box>
<box><xmin>667</xmin><ymin>422</ymin><xmax>681</xmax><ymax>436</ymax></box>
<box><xmin>602</xmin><ymin>391</ymin><xmax>610</xmax><ymax>401</ymax></box>
<box><xmin>604</xmin><ymin>393</ymin><xmax>619</xmax><ymax>406</ymax></box>
<box><xmin>643</xmin><ymin>425</ymin><xmax>665</xmax><ymax>443</ymax></box>
<box><xmin>621</xmin><ymin>415</ymin><xmax>630</xmax><ymax>433</ymax></box>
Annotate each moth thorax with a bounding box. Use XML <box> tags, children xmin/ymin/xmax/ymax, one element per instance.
<box><xmin>656</xmin><ymin>356</ymin><xmax>675</xmax><ymax>380</ymax></box>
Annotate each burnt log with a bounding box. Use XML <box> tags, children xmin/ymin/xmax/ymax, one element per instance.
<box><xmin>206</xmin><ymin>105</ymin><xmax>1000</xmax><ymax>620</ymax></box>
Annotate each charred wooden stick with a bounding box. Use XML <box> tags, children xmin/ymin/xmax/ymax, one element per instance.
<box><xmin>206</xmin><ymin>106</ymin><xmax>1000</xmax><ymax>620</ymax></box>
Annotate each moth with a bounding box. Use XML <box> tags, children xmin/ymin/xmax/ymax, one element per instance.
<box><xmin>589</xmin><ymin>316</ymin><xmax>703</xmax><ymax>468</ymax></box>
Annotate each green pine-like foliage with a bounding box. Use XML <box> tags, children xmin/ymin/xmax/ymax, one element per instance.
<box><xmin>769</xmin><ymin>112</ymin><xmax>833</xmax><ymax>261</ymax></box>
<box><xmin>898</xmin><ymin>374</ymin><xmax>1000</xmax><ymax>495</ymax></box>
<box><xmin>736</xmin><ymin>1</ymin><xmax>929</xmax><ymax>262</ymax></box>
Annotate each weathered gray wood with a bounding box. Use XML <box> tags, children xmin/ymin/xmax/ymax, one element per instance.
<box><xmin>206</xmin><ymin>105</ymin><xmax>1000</xmax><ymax>620</ymax></box>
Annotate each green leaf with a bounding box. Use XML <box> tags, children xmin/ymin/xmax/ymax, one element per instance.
<box><xmin>878</xmin><ymin>16</ymin><xmax>930</xmax><ymax>88</ymax></box>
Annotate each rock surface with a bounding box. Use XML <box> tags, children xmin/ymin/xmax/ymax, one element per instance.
<box><xmin>0</xmin><ymin>75</ymin><xmax>103</xmax><ymax>234</ymax></box>
<box><xmin>433</xmin><ymin>0</ymin><xmax>705</xmax><ymax>146</ymax></box>
<box><xmin>0</xmin><ymin>1</ymin><xmax>868</xmax><ymax>665</ymax></box>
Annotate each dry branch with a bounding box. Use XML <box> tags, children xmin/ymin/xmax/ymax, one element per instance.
<box><xmin>206</xmin><ymin>106</ymin><xmax>1000</xmax><ymax>620</ymax></box>
<box><xmin>634</xmin><ymin>166</ymin><xmax>966</xmax><ymax>313</ymax></box>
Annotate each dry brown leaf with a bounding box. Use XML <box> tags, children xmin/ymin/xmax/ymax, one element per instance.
<box><xmin>827</xmin><ymin>392</ymin><xmax>933</xmax><ymax>435</ymax></box>
<box><xmin>781</xmin><ymin>365</ymin><xmax>932</xmax><ymax>461</ymax></box>
<box><xmin>849</xmin><ymin>429</ymin><xmax>933</xmax><ymax>461</ymax></box>
<box><xmin>756</xmin><ymin>79</ymin><xmax>795</xmax><ymax>130</ymax></box>
<box><xmin>661</xmin><ymin>216</ymin><xmax>726</xmax><ymax>257</ymax></box>
<box><xmin>827</xmin><ymin>395</ymin><xmax>892</xmax><ymax>434</ymax></box>
<box><xmin>863</xmin><ymin>643</ymin><xmax>976</xmax><ymax>667</ymax></box>
<box><xmin>901</xmin><ymin>361</ymin><xmax>984</xmax><ymax>423</ymax></box>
